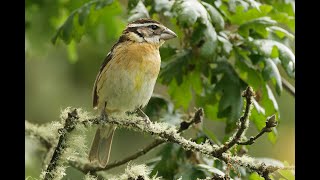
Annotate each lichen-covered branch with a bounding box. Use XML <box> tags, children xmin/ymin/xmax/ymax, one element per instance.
<box><xmin>237</xmin><ymin>115</ymin><xmax>278</xmax><ymax>145</ymax></box>
<box><xmin>25</xmin><ymin>121</ymin><xmax>52</xmax><ymax>150</ymax></box>
<box><xmin>44</xmin><ymin>109</ymin><xmax>79</xmax><ymax>180</ymax></box>
<box><xmin>72</xmin><ymin>139</ymin><xmax>164</xmax><ymax>174</ymax></box>
<box><xmin>25</xmin><ymin>87</ymin><xmax>293</xmax><ymax>180</ymax></box>
<box><xmin>73</xmin><ymin>108</ymin><xmax>204</xmax><ymax>173</ymax></box>
<box><xmin>215</xmin><ymin>87</ymin><xmax>255</xmax><ymax>156</ymax></box>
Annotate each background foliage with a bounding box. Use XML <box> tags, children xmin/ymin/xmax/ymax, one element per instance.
<box><xmin>26</xmin><ymin>0</ymin><xmax>294</xmax><ymax>179</ymax></box>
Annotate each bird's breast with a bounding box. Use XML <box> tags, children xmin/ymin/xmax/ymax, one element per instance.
<box><xmin>97</xmin><ymin>42</ymin><xmax>161</xmax><ymax>113</ymax></box>
<box><xmin>113</xmin><ymin>42</ymin><xmax>161</xmax><ymax>80</ymax></box>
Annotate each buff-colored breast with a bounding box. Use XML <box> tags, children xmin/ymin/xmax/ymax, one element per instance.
<box><xmin>96</xmin><ymin>42</ymin><xmax>161</xmax><ymax>115</ymax></box>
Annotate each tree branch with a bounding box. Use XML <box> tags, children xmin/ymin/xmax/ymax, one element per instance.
<box><xmin>73</xmin><ymin>139</ymin><xmax>164</xmax><ymax>173</ymax></box>
<box><xmin>282</xmin><ymin>77</ymin><xmax>295</xmax><ymax>97</ymax></box>
<box><xmin>237</xmin><ymin>115</ymin><xmax>278</xmax><ymax>145</ymax></box>
<box><xmin>73</xmin><ymin>108</ymin><xmax>204</xmax><ymax>173</ymax></box>
<box><xmin>25</xmin><ymin>121</ymin><xmax>52</xmax><ymax>150</ymax></box>
<box><xmin>215</xmin><ymin>87</ymin><xmax>254</xmax><ymax>156</ymax></box>
<box><xmin>44</xmin><ymin>109</ymin><xmax>79</xmax><ymax>180</ymax></box>
<box><xmin>25</xmin><ymin>87</ymin><xmax>293</xmax><ymax>180</ymax></box>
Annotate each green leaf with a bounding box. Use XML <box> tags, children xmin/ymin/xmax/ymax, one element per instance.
<box><xmin>268</xmin><ymin>127</ymin><xmax>278</xmax><ymax>144</ymax></box>
<box><xmin>202</xmin><ymin>2</ymin><xmax>225</xmax><ymax>31</ymax></box>
<box><xmin>269</xmin><ymin>13</ymin><xmax>294</xmax><ymax>33</ymax></box>
<box><xmin>168</xmin><ymin>78</ymin><xmax>192</xmax><ymax>111</ymax></box>
<box><xmin>60</xmin><ymin>13</ymin><xmax>75</xmax><ymax>44</ymax></box>
<box><xmin>67</xmin><ymin>40</ymin><xmax>78</xmax><ymax>63</ymax></box>
<box><xmin>252</xmin><ymin>98</ymin><xmax>265</xmax><ymax>115</ymax></box>
<box><xmin>167</xmin><ymin>68</ymin><xmax>203</xmax><ymax>111</ymax></box>
<box><xmin>265</xmin><ymin>84</ymin><xmax>279</xmax><ymax>112</ymax></box>
<box><xmin>52</xmin><ymin>0</ymin><xmax>114</xmax><ymax>44</ymax></box>
<box><xmin>189</xmin><ymin>71</ymin><xmax>203</xmax><ymax>95</ymax></box>
<box><xmin>235</xmin><ymin>50</ymin><xmax>264</xmax><ymax>89</ymax></box>
<box><xmin>190</xmin><ymin>20</ymin><xmax>218</xmax><ymax>58</ymax></box>
<box><xmin>78</xmin><ymin>4</ymin><xmax>91</xmax><ymax>26</ymax></box>
<box><xmin>204</xmin><ymin>104</ymin><xmax>221</xmax><ymax>122</ymax></box>
<box><xmin>267</xmin><ymin>26</ymin><xmax>294</xmax><ymax>39</ymax></box>
<box><xmin>251</xmin><ymin>85</ymin><xmax>279</xmax><ymax>142</ymax></box>
<box><xmin>262</xmin><ymin>58</ymin><xmax>282</xmax><ymax>95</ymax></box>
<box><xmin>160</xmin><ymin>50</ymin><xmax>191</xmax><ymax>85</ymax></box>
<box><xmin>128</xmin><ymin>1</ymin><xmax>149</xmax><ymax>22</ymax></box>
<box><xmin>200</xmin><ymin>23</ymin><xmax>218</xmax><ymax>57</ymax></box>
<box><xmin>238</xmin><ymin>17</ymin><xmax>276</xmax><ymax>38</ymax></box>
<box><xmin>278</xmin><ymin>162</ymin><xmax>295</xmax><ymax>180</ymax></box>
<box><xmin>213</xmin><ymin>62</ymin><xmax>246</xmax><ymax>133</ymax></box>
<box><xmin>249</xmin><ymin>172</ymin><xmax>264</xmax><ymax>180</ymax></box>
<box><xmin>228</xmin><ymin>4</ymin><xmax>273</xmax><ymax>25</ymax></box>
<box><xmin>235</xmin><ymin>51</ymin><xmax>279</xmax><ymax>143</ymax></box>
<box><xmin>150</xmin><ymin>144</ymin><xmax>184</xmax><ymax>179</ymax></box>
<box><xmin>173</xmin><ymin>0</ymin><xmax>218</xmax><ymax>57</ymax></box>
<box><xmin>128</xmin><ymin>0</ymin><xmax>140</xmax><ymax>10</ymax></box>
<box><xmin>217</xmin><ymin>34</ymin><xmax>233</xmax><ymax>54</ymax></box>
<box><xmin>251</xmin><ymin>39</ymin><xmax>295</xmax><ymax>78</ymax></box>
<box><xmin>153</xmin><ymin>0</ymin><xmax>174</xmax><ymax>15</ymax></box>
<box><xmin>160</xmin><ymin>45</ymin><xmax>177</xmax><ymax>61</ymax></box>
<box><xmin>173</xmin><ymin>0</ymin><xmax>210</xmax><ymax>26</ymax></box>
<box><xmin>270</xmin><ymin>45</ymin><xmax>279</xmax><ymax>58</ymax></box>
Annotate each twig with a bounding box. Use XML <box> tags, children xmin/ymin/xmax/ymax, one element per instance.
<box><xmin>215</xmin><ymin>87</ymin><xmax>255</xmax><ymax>156</ymax></box>
<box><xmin>44</xmin><ymin>109</ymin><xmax>79</xmax><ymax>180</ymax></box>
<box><xmin>74</xmin><ymin>140</ymin><xmax>164</xmax><ymax>173</ymax></box>
<box><xmin>178</xmin><ymin>108</ymin><xmax>203</xmax><ymax>133</ymax></box>
<box><xmin>238</xmin><ymin>115</ymin><xmax>277</xmax><ymax>145</ymax></box>
<box><xmin>282</xmin><ymin>77</ymin><xmax>295</xmax><ymax>97</ymax></box>
<box><xmin>25</xmin><ymin>122</ymin><xmax>52</xmax><ymax>150</ymax></box>
<box><xmin>262</xmin><ymin>172</ymin><xmax>271</xmax><ymax>180</ymax></box>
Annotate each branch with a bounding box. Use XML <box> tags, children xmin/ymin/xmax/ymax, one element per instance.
<box><xmin>25</xmin><ymin>121</ymin><xmax>52</xmax><ymax>150</ymax></box>
<box><xmin>215</xmin><ymin>87</ymin><xmax>254</xmax><ymax>155</ymax></box>
<box><xmin>237</xmin><ymin>115</ymin><xmax>278</xmax><ymax>145</ymax></box>
<box><xmin>73</xmin><ymin>108</ymin><xmax>204</xmax><ymax>173</ymax></box>
<box><xmin>44</xmin><ymin>109</ymin><xmax>79</xmax><ymax>180</ymax></box>
<box><xmin>73</xmin><ymin>139</ymin><xmax>163</xmax><ymax>173</ymax></box>
<box><xmin>282</xmin><ymin>77</ymin><xmax>295</xmax><ymax>97</ymax></box>
<box><xmin>26</xmin><ymin>87</ymin><xmax>293</xmax><ymax>179</ymax></box>
<box><xmin>178</xmin><ymin>108</ymin><xmax>204</xmax><ymax>133</ymax></box>
<box><xmin>77</xmin><ymin>108</ymin><xmax>286</xmax><ymax>178</ymax></box>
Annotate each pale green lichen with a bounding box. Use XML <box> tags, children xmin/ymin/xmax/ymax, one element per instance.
<box><xmin>115</xmin><ymin>163</ymin><xmax>161</xmax><ymax>180</ymax></box>
<box><xmin>39</xmin><ymin>165</ymin><xmax>67</xmax><ymax>180</ymax></box>
<box><xmin>25</xmin><ymin>120</ymin><xmax>63</xmax><ymax>143</ymax></box>
<box><xmin>83</xmin><ymin>173</ymin><xmax>98</xmax><ymax>180</ymax></box>
<box><xmin>52</xmin><ymin>165</ymin><xmax>67</xmax><ymax>180</ymax></box>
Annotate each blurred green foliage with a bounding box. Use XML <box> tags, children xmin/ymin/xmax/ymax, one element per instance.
<box><xmin>26</xmin><ymin>0</ymin><xmax>295</xmax><ymax>179</ymax></box>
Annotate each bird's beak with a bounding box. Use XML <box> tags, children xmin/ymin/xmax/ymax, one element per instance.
<box><xmin>160</xmin><ymin>28</ymin><xmax>177</xmax><ymax>40</ymax></box>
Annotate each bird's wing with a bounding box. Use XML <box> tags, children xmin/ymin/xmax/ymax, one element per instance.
<box><xmin>92</xmin><ymin>52</ymin><xmax>112</xmax><ymax>109</ymax></box>
<box><xmin>92</xmin><ymin>35</ymin><xmax>129</xmax><ymax>109</ymax></box>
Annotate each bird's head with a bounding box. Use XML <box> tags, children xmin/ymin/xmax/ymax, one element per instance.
<box><xmin>122</xmin><ymin>18</ymin><xmax>177</xmax><ymax>46</ymax></box>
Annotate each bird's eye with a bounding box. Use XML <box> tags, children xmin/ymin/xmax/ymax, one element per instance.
<box><xmin>149</xmin><ymin>25</ymin><xmax>158</xmax><ymax>30</ymax></box>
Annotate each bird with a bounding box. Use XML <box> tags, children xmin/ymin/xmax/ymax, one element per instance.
<box><xmin>88</xmin><ymin>18</ymin><xmax>177</xmax><ymax>168</ymax></box>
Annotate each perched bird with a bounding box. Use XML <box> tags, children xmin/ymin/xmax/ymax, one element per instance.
<box><xmin>89</xmin><ymin>18</ymin><xmax>177</xmax><ymax>167</ymax></box>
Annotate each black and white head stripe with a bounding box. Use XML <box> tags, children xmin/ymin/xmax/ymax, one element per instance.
<box><xmin>127</xmin><ymin>23</ymin><xmax>160</xmax><ymax>28</ymax></box>
<box><xmin>129</xmin><ymin>18</ymin><xmax>161</xmax><ymax>25</ymax></box>
<box><xmin>127</xmin><ymin>18</ymin><xmax>161</xmax><ymax>28</ymax></box>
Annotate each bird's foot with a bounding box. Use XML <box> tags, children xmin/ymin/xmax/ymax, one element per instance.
<box><xmin>136</xmin><ymin>108</ymin><xmax>151</xmax><ymax>125</ymax></box>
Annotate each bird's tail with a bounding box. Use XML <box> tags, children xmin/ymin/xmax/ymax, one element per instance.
<box><xmin>88</xmin><ymin>124</ymin><xmax>116</xmax><ymax>168</ymax></box>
